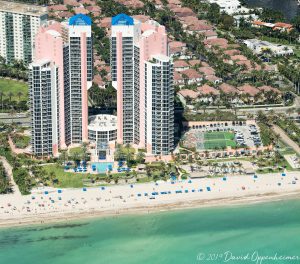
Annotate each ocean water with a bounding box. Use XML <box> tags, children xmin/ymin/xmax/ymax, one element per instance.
<box><xmin>0</xmin><ymin>199</ymin><xmax>300</xmax><ymax>264</ymax></box>
<box><xmin>245</xmin><ymin>0</ymin><xmax>300</xmax><ymax>20</ymax></box>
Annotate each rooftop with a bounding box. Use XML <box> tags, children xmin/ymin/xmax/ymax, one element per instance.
<box><xmin>69</xmin><ymin>14</ymin><xmax>92</xmax><ymax>26</ymax></box>
<box><xmin>112</xmin><ymin>13</ymin><xmax>134</xmax><ymax>26</ymax></box>
<box><xmin>0</xmin><ymin>0</ymin><xmax>47</xmax><ymax>16</ymax></box>
<box><xmin>88</xmin><ymin>114</ymin><xmax>117</xmax><ymax>132</ymax></box>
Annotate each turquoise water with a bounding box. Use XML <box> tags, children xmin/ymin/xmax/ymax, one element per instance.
<box><xmin>92</xmin><ymin>162</ymin><xmax>113</xmax><ymax>173</ymax></box>
<box><xmin>0</xmin><ymin>199</ymin><xmax>300</xmax><ymax>264</ymax></box>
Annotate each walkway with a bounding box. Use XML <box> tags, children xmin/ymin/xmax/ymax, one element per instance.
<box><xmin>0</xmin><ymin>156</ymin><xmax>21</xmax><ymax>196</ymax></box>
<box><xmin>272</xmin><ymin>125</ymin><xmax>300</xmax><ymax>155</ymax></box>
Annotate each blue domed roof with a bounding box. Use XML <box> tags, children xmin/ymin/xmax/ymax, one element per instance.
<box><xmin>69</xmin><ymin>14</ymin><xmax>92</xmax><ymax>26</ymax></box>
<box><xmin>112</xmin><ymin>14</ymin><xmax>134</xmax><ymax>26</ymax></box>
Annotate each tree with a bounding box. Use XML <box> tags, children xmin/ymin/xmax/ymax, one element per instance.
<box><xmin>17</xmin><ymin>91</ymin><xmax>23</xmax><ymax>102</ymax></box>
<box><xmin>136</xmin><ymin>151</ymin><xmax>145</xmax><ymax>164</ymax></box>
<box><xmin>0</xmin><ymin>91</ymin><xmax>4</xmax><ymax>110</ymax></box>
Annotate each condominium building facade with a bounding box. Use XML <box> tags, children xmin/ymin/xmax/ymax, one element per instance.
<box><xmin>111</xmin><ymin>14</ymin><xmax>174</xmax><ymax>155</ymax></box>
<box><xmin>29</xmin><ymin>60</ymin><xmax>59</xmax><ymax>157</ymax></box>
<box><xmin>65</xmin><ymin>14</ymin><xmax>93</xmax><ymax>146</ymax></box>
<box><xmin>0</xmin><ymin>1</ymin><xmax>47</xmax><ymax>64</ymax></box>
<box><xmin>30</xmin><ymin>14</ymin><xmax>92</xmax><ymax>157</ymax></box>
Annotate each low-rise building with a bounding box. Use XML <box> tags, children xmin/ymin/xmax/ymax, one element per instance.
<box><xmin>243</xmin><ymin>39</ymin><xmax>294</xmax><ymax>56</ymax></box>
<box><xmin>88</xmin><ymin>114</ymin><xmax>117</xmax><ymax>158</ymax></box>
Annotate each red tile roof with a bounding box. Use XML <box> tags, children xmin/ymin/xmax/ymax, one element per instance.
<box><xmin>219</xmin><ymin>83</ymin><xmax>238</xmax><ymax>94</ymax></box>
<box><xmin>204</xmin><ymin>38</ymin><xmax>228</xmax><ymax>49</ymax></box>
<box><xmin>258</xmin><ymin>85</ymin><xmax>281</xmax><ymax>94</ymax></box>
<box><xmin>198</xmin><ymin>66</ymin><xmax>215</xmax><ymax>76</ymax></box>
<box><xmin>178</xmin><ymin>89</ymin><xmax>199</xmax><ymax>99</ymax></box>
<box><xmin>197</xmin><ymin>84</ymin><xmax>219</xmax><ymax>95</ymax></box>
<box><xmin>224</xmin><ymin>49</ymin><xmax>241</xmax><ymax>56</ymax></box>
<box><xmin>174</xmin><ymin>60</ymin><xmax>189</xmax><ymax>68</ymax></box>
<box><xmin>64</xmin><ymin>0</ymin><xmax>81</xmax><ymax>6</ymax></box>
<box><xmin>231</xmin><ymin>55</ymin><xmax>248</xmax><ymax>61</ymax></box>
<box><xmin>238</xmin><ymin>84</ymin><xmax>260</xmax><ymax>96</ymax></box>
<box><xmin>188</xmin><ymin>60</ymin><xmax>201</xmax><ymax>66</ymax></box>
<box><xmin>181</xmin><ymin>69</ymin><xmax>203</xmax><ymax>79</ymax></box>
<box><xmin>74</xmin><ymin>7</ymin><xmax>89</xmax><ymax>14</ymax></box>
<box><xmin>48</xmin><ymin>5</ymin><xmax>68</xmax><ymax>11</ymax></box>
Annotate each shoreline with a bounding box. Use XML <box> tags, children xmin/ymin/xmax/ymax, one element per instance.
<box><xmin>1</xmin><ymin>190</ymin><xmax>299</xmax><ymax>229</ymax></box>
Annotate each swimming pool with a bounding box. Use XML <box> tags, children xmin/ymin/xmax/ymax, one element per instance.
<box><xmin>91</xmin><ymin>162</ymin><xmax>113</xmax><ymax>173</ymax></box>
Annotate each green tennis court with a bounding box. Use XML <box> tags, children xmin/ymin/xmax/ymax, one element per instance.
<box><xmin>204</xmin><ymin>132</ymin><xmax>234</xmax><ymax>140</ymax></box>
<box><xmin>203</xmin><ymin>132</ymin><xmax>236</xmax><ymax>150</ymax></box>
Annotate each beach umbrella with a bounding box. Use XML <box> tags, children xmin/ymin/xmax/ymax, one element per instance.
<box><xmin>207</xmin><ymin>187</ymin><xmax>211</xmax><ymax>191</ymax></box>
<box><xmin>83</xmin><ymin>188</ymin><xmax>87</xmax><ymax>192</ymax></box>
<box><xmin>188</xmin><ymin>180</ymin><xmax>192</xmax><ymax>183</ymax></box>
<box><xmin>254</xmin><ymin>175</ymin><xmax>258</xmax><ymax>179</ymax></box>
<box><xmin>185</xmin><ymin>190</ymin><xmax>188</xmax><ymax>193</ymax></box>
<box><xmin>130</xmin><ymin>184</ymin><xmax>133</xmax><ymax>188</ymax></box>
<box><xmin>58</xmin><ymin>190</ymin><xmax>62</xmax><ymax>193</ymax></box>
<box><xmin>282</xmin><ymin>173</ymin><xmax>286</xmax><ymax>177</ymax></box>
<box><xmin>101</xmin><ymin>186</ymin><xmax>105</xmax><ymax>190</ymax></box>
<box><xmin>44</xmin><ymin>191</ymin><xmax>48</xmax><ymax>195</ymax></box>
<box><xmin>223</xmin><ymin>177</ymin><xmax>227</xmax><ymax>181</ymax></box>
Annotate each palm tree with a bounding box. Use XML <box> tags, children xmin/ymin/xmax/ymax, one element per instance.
<box><xmin>7</xmin><ymin>92</ymin><xmax>13</xmax><ymax>103</ymax></box>
<box><xmin>17</xmin><ymin>91</ymin><xmax>23</xmax><ymax>102</ymax></box>
<box><xmin>9</xmin><ymin>108</ymin><xmax>16</xmax><ymax>123</ymax></box>
<box><xmin>0</xmin><ymin>91</ymin><xmax>4</xmax><ymax>110</ymax></box>
<box><xmin>82</xmin><ymin>142</ymin><xmax>89</xmax><ymax>162</ymax></box>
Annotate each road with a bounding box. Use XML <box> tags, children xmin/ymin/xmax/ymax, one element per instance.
<box><xmin>272</xmin><ymin>125</ymin><xmax>300</xmax><ymax>155</ymax></box>
<box><xmin>0</xmin><ymin>112</ymin><xmax>30</xmax><ymax>126</ymax></box>
<box><xmin>0</xmin><ymin>156</ymin><xmax>21</xmax><ymax>196</ymax></box>
<box><xmin>191</xmin><ymin>95</ymin><xmax>300</xmax><ymax>117</ymax></box>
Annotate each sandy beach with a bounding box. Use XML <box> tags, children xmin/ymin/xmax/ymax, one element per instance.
<box><xmin>0</xmin><ymin>172</ymin><xmax>300</xmax><ymax>228</ymax></box>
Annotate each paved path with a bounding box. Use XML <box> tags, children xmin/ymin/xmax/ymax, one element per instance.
<box><xmin>0</xmin><ymin>156</ymin><xmax>21</xmax><ymax>197</ymax></box>
<box><xmin>272</xmin><ymin>125</ymin><xmax>300</xmax><ymax>155</ymax></box>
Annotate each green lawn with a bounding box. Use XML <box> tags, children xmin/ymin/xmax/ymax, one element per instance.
<box><xmin>11</xmin><ymin>134</ymin><xmax>30</xmax><ymax>149</ymax></box>
<box><xmin>0</xmin><ymin>78</ymin><xmax>28</xmax><ymax>101</ymax></box>
<box><xmin>43</xmin><ymin>165</ymin><xmax>105</xmax><ymax>188</ymax></box>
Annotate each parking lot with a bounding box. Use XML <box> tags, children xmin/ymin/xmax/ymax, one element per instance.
<box><xmin>182</xmin><ymin>122</ymin><xmax>263</xmax><ymax>151</ymax></box>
